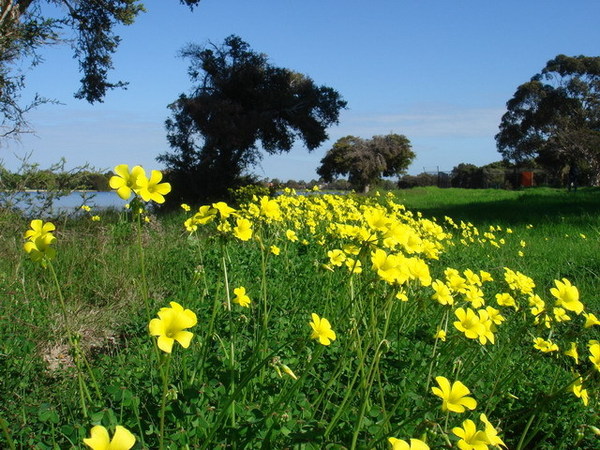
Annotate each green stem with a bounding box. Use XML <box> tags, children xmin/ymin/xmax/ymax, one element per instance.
<box><xmin>158</xmin><ymin>354</ymin><xmax>172</xmax><ymax>450</ymax></box>
<box><xmin>135</xmin><ymin>209</ymin><xmax>151</xmax><ymax>322</ymax></box>
<box><xmin>221</xmin><ymin>243</ymin><xmax>236</xmax><ymax>425</ymax></box>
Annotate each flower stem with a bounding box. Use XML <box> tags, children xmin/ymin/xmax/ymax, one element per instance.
<box><xmin>158</xmin><ymin>354</ymin><xmax>172</xmax><ymax>450</ymax></box>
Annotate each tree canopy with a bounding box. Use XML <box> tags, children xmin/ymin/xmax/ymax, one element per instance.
<box><xmin>317</xmin><ymin>134</ymin><xmax>415</xmax><ymax>192</ymax></box>
<box><xmin>159</xmin><ymin>34</ymin><xmax>347</xmax><ymax>204</ymax></box>
<box><xmin>0</xmin><ymin>0</ymin><xmax>201</xmax><ymax>139</ymax></box>
<box><xmin>495</xmin><ymin>54</ymin><xmax>600</xmax><ymax>182</ymax></box>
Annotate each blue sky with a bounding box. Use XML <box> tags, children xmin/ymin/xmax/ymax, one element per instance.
<box><xmin>3</xmin><ymin>0</ymin><xmax>599</xmax><ymax>181</ymax></box>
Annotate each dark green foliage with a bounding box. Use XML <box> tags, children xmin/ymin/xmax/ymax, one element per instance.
<box><xmin>160</xmin><ymin>35</ymin><xmax>346</xmax><ymax>206</ymax></box>
<box><xmin>317</xmin><ymin>133</ymin><xmax>415</xmax><ymax>192</ymax></box>
<box><xmin>397</xmin><ymin>172</ymin><xmax>440</xmax><ymax>188</ymax></box>
<box><xmin>0</xmin><ymin>1</ymin><xmax>199</xmax><ymax>139</ymax></box>
<box><xmin>496</xmin><ymin>54</ymin><xmax>600</xmax><ymax>183</ymax></box>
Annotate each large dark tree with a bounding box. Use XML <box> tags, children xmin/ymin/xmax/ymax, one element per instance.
<box><xmin>0</xmin><ymin>0</ymin><xmax>201</xmax><ymax>140</ymax></box>
<box><xmin>495</xmin><ymin>55</ymin><xmax>600</xmax><ymax>184</ymax></box>
<box><xmin>160</xmin><ymin>35</ymin><xmax>347</xmax><ymax>204</ymax></box>
<box><xmin>317</xmin><ymin>133</ymin><xmax>415</xmax><ymax>193</ymax></box>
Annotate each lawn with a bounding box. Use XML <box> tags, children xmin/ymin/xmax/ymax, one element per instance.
<box><xmin>1</xmin><ymin>186</ymin><xmax>598</xmax><ymax>449</ymax></box>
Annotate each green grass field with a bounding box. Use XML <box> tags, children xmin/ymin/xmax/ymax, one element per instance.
<box><xmin>1</xmin><ymin>186</ymin><xmax>599</xmax><ymax>449</ymax></box>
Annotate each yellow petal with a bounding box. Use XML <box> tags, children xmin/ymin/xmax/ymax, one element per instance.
<box><xmin>173</xmin><ymin>330</ymin><xmax>194</xmax><ymax>348</ymax></box>
<box><xmin>157</xmin><ymin>336</ymin><xmax>174</xmax><ymax>353</ymax></box>
<box><xmin>148</xmin><ymin>318</ymin><xmax>165</xmax><ymax>337</ymax></box>
<box><xmin>111</xmin><ymin>425</ymin><xmax>136</xmax><ymax>450</ymax></box>
<box><xmin>83</xmin><ymin>425</ymin><xmax>110</xmax><ymax>449</ymax></box>
<box><xmin>114</xmin><ymin>164</ymin><xmax>130</xmax><ymax>178</ymax></box>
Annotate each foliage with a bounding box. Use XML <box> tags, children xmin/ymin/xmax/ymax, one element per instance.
<box><xmin>228</xmin><ymin>183</ymin><xmax>274</xmax><ymax>207</ymax></box>
<box><xmin>0</xmin><ymin>0</ymin><xmax>201</xmax><ymax>140</ymax></box>
<box><xmin>496</xmin><ymin>54</ymin><xmax>600</xmax><ymax>183</ymax></box>
<box><xmin>317</xmin><ymin>134</ymin><xmax>415</xmax><ymax>192</ymax></box>
<box><xmin>398</xmin><ymin>172</ymin><xmax>442</xmax><ymax>189</ymax></box>
<box><xmin>160</xmin><ymin>35</ymin><xmax>347</xmax><ymax>206</ymax></box>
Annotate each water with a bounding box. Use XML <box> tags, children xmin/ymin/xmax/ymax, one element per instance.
<box><xmin>1</xmin><ymin>191</ymin><xmax>129</xmax><ymax>216</ymax></box>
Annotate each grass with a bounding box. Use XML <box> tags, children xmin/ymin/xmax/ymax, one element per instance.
<box><xmin>1</xmin><ymin>186</ymin><xmax>599</xmax><ymax>449</ymax></box>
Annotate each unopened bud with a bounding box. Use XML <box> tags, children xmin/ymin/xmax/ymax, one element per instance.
<box><xmin>281</xmin><ymin>364</ymin><xmax>298</xmax><ymax>380</ymax></box>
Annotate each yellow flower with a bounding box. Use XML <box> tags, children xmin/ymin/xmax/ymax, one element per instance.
<box><xmin>270</xmin><ymin>245</ymin><xmax>281</xmax><ymax>255</ymax></box>
<box><xmin>286</xmin><ymin>229</ymin><xmax>299</xmax><ymax>242</ymax></box>
<box><xmin>233</xmin><ymin>218</ymin><xmax>253</xmax><ymax>241</ymax></box>
<box><xmin>136</xmin><ymin>169</ymin><xmax>171</xmax><ymax>203</ymax></box>
<box><xmin>431</xmin><ymin>280</ymin><xmax>454</xmax><ymax>305</ymax></box>
<box><xmin>91</xmin><ymin>215</ymin><xmax>101</xmax><ymax>222</ymax></box>
<box><xmin>495</xmin><ymin>292</ymin><xmax>518</xmax><ymax>310</ymax></box>
<box><xmin>584</xmin><ymin>312</ymin><xmax>600</xmax><ymax>328</ymax></box>
<box><xmin>479</xmin><ymin>270</ymin><xmax>494</xmax><ymax>283</ymax></box>
<box><xmin>388</xmin><ymin>437</ymin><xmax>430</xmax><ymax>449</ymax></box>
<box><xmin>431</xmin><ymin>376</ymin><xmax>477</xmax><ymax>413</ymax></box>
<box><xmin>434</xmin><ymin>328</ymin><xmax>447</xmax><ymax>341</ymax></box>
<box><xmin>309</xmin><ymin>313</ymin><xmax>336</xmax><ymax>345</ymax></box>
<box><xmin>259</xmin><ymin>196</ymin><xmax>282</xmax><ymax>220</ymax></box>
<box><xmin>109</xmin><ymin>164</ymin><xmax>145</xmax><ymax>200</ymax></box>
<box><xmin>589</xmin><ymin>343</ymin><xmax>600</xmax><ymax>371</ymax></box>
<box><xmin>212</xmin><ymin>201</ymin><xmax>236</xmax><ymax>218</ymax></box>
<box><xmin>233</xmin><ymin>287</ymin><xmax>251</xmax><ymax>307</ymax></box>
<box><xmin>571</xmin><ymin>376</ymin><xmax>589</xmax><ymax>406</ymax></box>
<box><xmin>23</xmin><ymin>221</ymin><xmax>57</xmax><ymax>265</ymax></box>
<box><xmin>149</xmin><ymin>302</ymin><xmax>197</xmax><ymax>353</ymax></box>
<box><xmin>24</xmin><ymin>219</ymin><xmax>55</xmax><ymax>241</ymax></box>
<box><xmin>453</xmin><ymin>307</ymin><xmax>485</xmax><ymax>341</ymax></box>
<box><xmin>83</xmin><ymin>425</ymin><xmax>135</xmax><ymax>450</ymax></box>
<box><xmin>480</xmin><ymin>413</ymin><xmax>507</xmax><ymax>448</ymax></box>
<box><xmin>180</xmin><ymin>203</ymin><xmax>191</xmax><ymax>211</ymax></box>
<box><xmin>327</xmin><ymin>249</ymin><xmax>346</xmax><ymax>267</ymax></box>
<box><xmin>533</xmin><ymin>337</ymin><xmax>559</xmax><ymax>353</ymax></box>
<box><xmin>564</xmin><ymin>342</ymin><xmax>579</xmax><ymax>364</ymax></box>
<box><xmin>550</xmin><ymin>278</ymin><xmax>583</xmax><ymax>315</ymax></box>
<box><xmin>553</xmin><ymin>307</ymin><xmax>570</xmax><ymax>322</ymax></box>
<box><xmin>80</xmin><ymin>205</ymin><xmax>91</xmax><ymax>212</ymax></box>
<box><xmin>485</xmin><ymin>306</ymin><xmax>505</xmax><ymax>326</ymax></box>
<box><xmin>452</xmin><ymin>419</ymin><xmax>490</xmax><ymax>450</ymax></box>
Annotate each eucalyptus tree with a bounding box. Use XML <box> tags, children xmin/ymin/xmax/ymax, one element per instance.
<box><xmin>496</xmin><ymin>54</ymin><xmax>600</xmax><ymax>183</ymax></box>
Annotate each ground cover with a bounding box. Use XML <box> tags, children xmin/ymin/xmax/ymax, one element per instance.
<box><xmin>1</xmin><ymin>185</ymin><xmax>599</xmax><ymax>449</ymax></box>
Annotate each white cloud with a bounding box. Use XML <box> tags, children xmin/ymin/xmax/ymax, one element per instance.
<box><xmin>334</xmin><ymin>104</ymin><xmax>505</xmax><ymax>140</ymax></box>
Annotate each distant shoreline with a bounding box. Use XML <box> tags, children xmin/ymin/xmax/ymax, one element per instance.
<box><xmin>2</xmin><ymin>190</ymin><xmax>105</xmax><ymax>193</ymax></box>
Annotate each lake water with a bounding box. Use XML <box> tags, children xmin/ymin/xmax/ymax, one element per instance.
<box><xmin>1</xmin><ymin>191</ymin><xmax>129</xmax><ymax>216</ymax></box>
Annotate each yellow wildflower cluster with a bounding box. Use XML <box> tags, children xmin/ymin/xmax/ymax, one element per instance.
<box><xmin>23</xmin><ymin>219</ymin><xmax>57</xmax><ymax>266</ymax></box>
<box><xmin>109</xmin><ymin>164</ymin><xmax>171</xmax><ymax>203</ymax></box>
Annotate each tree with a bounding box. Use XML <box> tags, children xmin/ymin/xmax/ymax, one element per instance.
<box><xmin>0</xmin><ymin>0</ymin><xmax>201</xmax><ymax>140</ymax></box>
<box><xmin>495</xmin><ymin>54</ymin><xmax>600</xmax><ymax>184</ymax></box>
<box><xmin>159</xmin><ymin>35</ymin><xmax>347</xmax><ymax>204</ymax></box>
<box><xmin>317</xmin><ymin>134</ymin><xmax>415</xmax><ymax>193</ymax></box>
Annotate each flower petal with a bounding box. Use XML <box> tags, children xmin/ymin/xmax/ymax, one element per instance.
<box><xmin>148</xmin><ymin>318</ymin><xmax>165</xmax><ymax>337</ymax></box>
<box><xmin>111</xmin><ymin>425</ymin><xmax>136</xmax><ymax>450</ymax></box>
<box><xmin>83</xmin><ymin>425</ymin><xmax>110</xmax><ymax>449</ymax></box>
<box><xmin>173</xmin><ymin>330</ymin><xmax>194</xmax><ymax>348</ymax></box>
<box><xmin>157</xmin><ymin>336</ymin><xmax>174</xmax><ymax>353</ymax></box>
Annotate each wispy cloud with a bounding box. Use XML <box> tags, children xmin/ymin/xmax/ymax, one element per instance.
<box><xmin>333</xmin><ymin>104</ymin><xmax>505</xmax><ymax>140</ymax></box>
